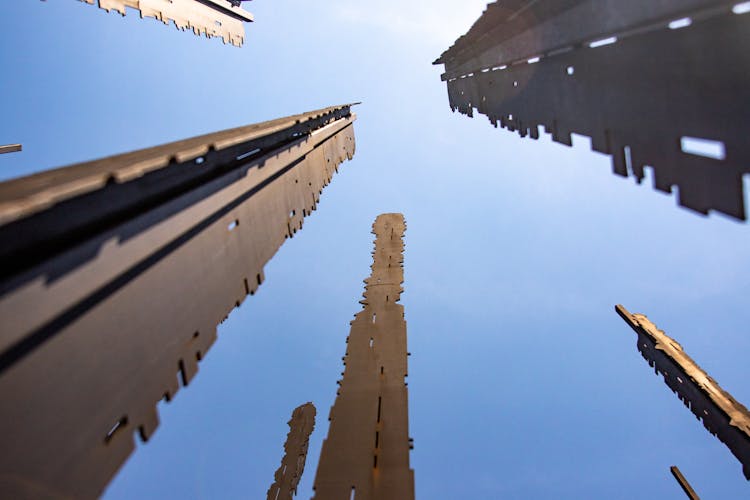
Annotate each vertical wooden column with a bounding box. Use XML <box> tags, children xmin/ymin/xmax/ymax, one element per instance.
<box><xmin>313</xmin><ymin>213</ymin><xmax>414</xmax><ymax>500</ymax></box>
<box><xmin>267</xmin><ymin>403</ymin><xmax>316</xmax><ymax>500</ymax></box>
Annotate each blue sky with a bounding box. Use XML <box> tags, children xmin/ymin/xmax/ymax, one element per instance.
<box><xmin>1</xmin><ymin>2</ymin><xmax>749</xmax><ymax>498</ymax></box>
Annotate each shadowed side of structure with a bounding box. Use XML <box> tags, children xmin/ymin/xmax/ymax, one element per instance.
<box><xmin>313</xmin><ymin>213</ymin><xmax>414</xmax><ymax>500</ymax></box>
<box><xmin>267</xmin><ymin>403</ymin><xmax>316</xmax><ymax>500</ymax></box>
<box><xmin>435</xmin><ymin>1</ymin><xmax>750</xmax><ymax>220</ymax></box>
<box><xmin>617</xmin><ymin>305</ymin><xmax>750</xmax><ymax>480</ymax></box>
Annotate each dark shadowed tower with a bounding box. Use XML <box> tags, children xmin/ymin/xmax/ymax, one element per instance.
<box><xmin>313</xmin><ymin>213</ymin><xmax>415</xmax><ymax>499</ymax></box>
<box><xmin>434</xmin><ymin>1</ymin><xmax>750</xmax><ymax>220</ymax></box>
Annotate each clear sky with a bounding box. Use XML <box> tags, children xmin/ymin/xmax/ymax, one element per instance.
<box><xmin>1</xmin><ymin>2</ymin><xmax>749</xmax><ymax>499</ymax></box>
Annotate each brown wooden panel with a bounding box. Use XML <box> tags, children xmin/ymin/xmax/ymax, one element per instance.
<box><xmin>0</xmin><ymin>107</ymin><xmax>357</xmax><ymax>498</ymax></box>
<box><xmin>618</xmin><ymin>305</ymin><xmax>750</xmax><ymax>481</ymax></box>
<box><xmin>313</xmin><ymin>213</ymin><xmax>414</xmax><ymax>500</ymax></box>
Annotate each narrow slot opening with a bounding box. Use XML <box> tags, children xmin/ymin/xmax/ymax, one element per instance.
<box><xmin>624</xmin><ymin>146</ymin><xmax>633</xmax><ymax>175</ymax></box>
<box><xmin>244</xmin><ymin>278</ymin><xmax>250</xmax><ymax>295</ymax></box>
<box><xmin>377</xmin><ymin>396</ymin><xmax>382</xmax><ymax>422</ymax></box>
<box><xmin>375</xmin><ymin>431</ymin><xmax>379</xmax><ymax>448</ymax></box>
<box><xmin>179</xmin><ymin>360</ymin><xmax>189</xmax><ymax>386</ymax></box>
<box><xmin>369</xmin><ymin>337</ymin><xmax>374</xmax><ymax>348</ymax></box>
<box><xmin>680</xmin><ymin>137</ymin><xmax>726</xmax><ymax>160</ymax></box>
<box><xmin>350</xmin><ymin>487</ymin><xmax>356</xmax><ymax>500</ymax></box>
<box><xmin>589</xmin><ymin>37</ymin><xmax>617</xmax><ymax>48</ymax></box>
<box><xmin>372</xmin><ymin>313</ymin><xmax>376</xmax><ymax>324</ymax></box>
<box><xmin>669</xmin><ymin>17</ymin><xmax>692</xmax><ymax>29</ymax></box>
<box><xmin>373</xmin><ymin>455</ymin><xmax>378</xmax><ymax>468</ymax></box>
<box><xmin>236</xmin><ymin>148</ymin><xmax>261</xmax><ymax>161</ymax></box>
<box><xmin>105</xmin><ymin>416</ymin><xmax>128</xmax><ymax>443</ymax></box>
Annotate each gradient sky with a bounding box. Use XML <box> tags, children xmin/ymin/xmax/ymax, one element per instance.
<box><xmin>1</xmin><ymin>2</ymin><xmax>749</xmax><ymax>499</ymax></box>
